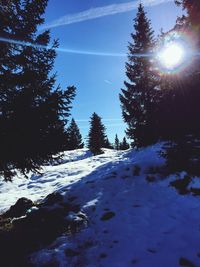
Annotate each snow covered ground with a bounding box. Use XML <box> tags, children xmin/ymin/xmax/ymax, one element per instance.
<box><xmin>1</xmin><ymin>143</ymin><xmax>200</xmax><ymax>267</ymax></box>
<box><xmin>0</xmin><ymin>149</ymin><xmax>125</xmax><ymax>213</ymax></box>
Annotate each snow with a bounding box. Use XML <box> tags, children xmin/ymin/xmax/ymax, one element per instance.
<box><xmin>1</xmin><ymin>143</ymin><xmax>200</xmax><ymax>267</ymax></box>
<box><xmin>189</xmin><ymin>177</ymin><xmax>200</xmax><ymax>189</ymax></box>
<box><xmin>0</xmin><ymin>148</ymin><xmax>124</xmax><ymax>213</ymax></box>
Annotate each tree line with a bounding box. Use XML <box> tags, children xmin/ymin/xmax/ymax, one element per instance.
<box><xmin>66</xmin><ymin>113</ymin><xmax>129</xmax><ymax>154</ymax></box>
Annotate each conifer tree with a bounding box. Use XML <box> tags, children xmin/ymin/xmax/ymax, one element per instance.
<box><xmin>104</xmin><ymin>137</ymin><xmax>113</xmax><ymax>149</ymax></box>
<box><xmin>120</xmin><ymin>137</ymin><xmax>130</xmax><ymax>150</ymax></box>
<box><xmin>159</xmin><ymin>1</ymin><xmax>200</xmax><ymax>174</ymax></box>
<box><xmin>175</xmin><ymin>0</ymin><xmax>200</xmax><ymax>73</ymax></box>
<box><xmin>66</xmin><ymin>118</ymin><xmax>84</xmax><ymax>150</ymax></box>
<box><xmin>88</xmin><ymin>113</ymin><xmax>107</xmax><ymax>155</ymax></box>
<box><xmin>119</xmin><ymin>3</ymin><xmax>158</xmax><ymax>147</ymax></box>
<box><xmin>157</xmin><ymin>0</ymin><xmax>200</xmax><ymax>140</ymax></box>
<box><xmin>114</xmin><ymin>134</ymin><xmax>120</xmax><ymax>150</ymax></box>
<box><xmin>0</xmin><ymin>0</ymin><xmax>76</xmax><ymax>180</ymax></box>
<box><xmin>175</xmin><ymin>0</ymin><xmax>200</xmax><ymax>28</ymax></box>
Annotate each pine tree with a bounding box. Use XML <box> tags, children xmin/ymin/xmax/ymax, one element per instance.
<box><xmin>119</xmin><ymin>137</ymin><xmax>130</xmax><ymax>150</ymax></box>
<box><xmin>159</xmin><ymin>1</ymin><xmax>200</xmax><ymax>174</ymax></box>
<box><xmin>66</xmin><ymin>118</ymin><xmax>84</xmax><ymax>150</ymax></box>
<box><xmin>160</xmin><ymin>0</ymin><xmax>200</xmax><ymax>139</ymax></box>
<box><xmin>119</xmin><ymin>4</ymin><xmax>158</xmax><ymax>147</ymax></box>
<box><xmin>114</xmin><ymin>134</ymin><xmax>120</xmax><ymax>150</ymax></box>
<box><xmin>104</xmin><ymin>137</ymin><xmax>113</xmax><ymax>149</ymax></box>
<box><xmin>88</xmin><ymin>113</ymin><xmax>107</xmax><ymax>155</ymax></box>
<box><xmin>0</xmin><ymin>1</ymin><xmax>76</xmax><ymax>180</ymax></box>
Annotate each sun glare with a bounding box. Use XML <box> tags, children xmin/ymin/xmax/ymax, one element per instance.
<box><xmin>158</xmin><ymin>42</ymin><xmax>185</xmax><ymax>70</ymax></box>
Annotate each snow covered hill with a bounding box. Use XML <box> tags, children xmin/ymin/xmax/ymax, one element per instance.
<box><xmin>1</xmin><ymin>144</ymin><xmax>200</xmax><ymax>267</ymax></box>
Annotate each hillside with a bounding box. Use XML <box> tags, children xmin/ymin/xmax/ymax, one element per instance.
<box><xmin>1</xmin><ymin>144</ymin><xmax>200</xmax><ymax>267</ymax></box>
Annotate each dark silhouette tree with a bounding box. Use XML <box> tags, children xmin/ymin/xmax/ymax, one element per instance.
<box><xmin>120</xmin><ymin>3</ymin><xmax>158</xmax><ymax>147</ymax></box>
<box><xmin>0</xmin><ymin>0</ymin><xmax>76</xmax><ymax>180</ymax></box>
<box><xmin>120</xmin><ymin>137</ymin><xmax>130</xmax><ymax>150</ymax></box>
<box><xmin>175</xmin><ymin>0</ymin><xmax>200</xmax><ymax>28</ymax></box>
<box><xmin>114</xmin><ymin>134</ymin><xmax>120</xmax><ymax>150</ymax></box>
<box><xmin>88</xmin><ymin>113</ymin><xmax>107</xmax><ymax>155</ymax></box>
<box><xmin>104</xmin><ymin>137</ymin><xmax>113</xmax><ymax>149</ymax></box>
<box><xmin>66</xmin><ymin>118</ymin><xmax>84</xmax><ymax>150</ymax></box>
<box><xmin>157</xmin><ymin>0</ymin><xmax>200</xmax><ymax>141</ymax></box>
<box><xmin>158</xmin><ymin>1</ymin><xmax>200</xmax><ymax>176</ymax></box>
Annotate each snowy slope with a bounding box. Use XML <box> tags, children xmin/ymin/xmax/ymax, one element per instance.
<box><xmin>1</xmin><ymin>144</ymin><xmax>200</xmax><ymax>267</ymax></box>
<box><xmin>29</xmin><ymin>144</ymin><xmax>200</xmax><ymax>267</ymax></box>
<box><xmin>0</xmin><ymin>149</ymin><xmax>125</xmax><ymax>213</ymax></box>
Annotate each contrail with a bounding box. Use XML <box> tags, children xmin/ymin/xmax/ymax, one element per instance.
<box><xmin>0</xmin><ymin>37</ymin><xmax>153</xmax><ymax>57</ymax></box>
<box><xmin>0</xmin><ymin>37</ymin><xmax>126</xmax><ymax>57</ymax></box>
<box><xmin>41</xmin><ymin>0</ymin><xmax>174</xmax><ymax>30</ymax></box>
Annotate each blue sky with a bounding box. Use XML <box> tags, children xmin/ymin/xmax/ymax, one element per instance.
<box><xmin>43</xmin><ymin>0</ymin><xmax>182</xmax><ymax>143</ymax></box>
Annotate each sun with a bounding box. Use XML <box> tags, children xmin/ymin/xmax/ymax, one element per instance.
<box><xmin>156</xmin><ymin>31</ymin><xmax>195</xmax><ymax>75</ymax></box>
<box><xmin>158</xmin><ymin>42</ymin><xmax>185</xmax><ymax>70</ymax></box>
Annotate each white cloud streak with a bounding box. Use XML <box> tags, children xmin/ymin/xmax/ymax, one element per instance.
<box><xmin>41</xmin><ymin>0</ymin><xmax>174</xmax><ymax>30</ymax></box>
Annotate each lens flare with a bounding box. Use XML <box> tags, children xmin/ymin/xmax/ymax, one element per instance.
<box><xmin>158</xmin><ymin>42</ymin><xmax>185</xmax><ymax>70</ymax></box>
<box><xmin>156</xmin><ymin>31</ymin><xmax>194</xmax><ymax>75</ymax></box>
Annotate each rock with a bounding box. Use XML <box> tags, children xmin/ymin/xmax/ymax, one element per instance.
<box><xmin>179</xmin><ymin>257</ymin><xmax>196</xmax><ymax>267</ymax></box>
<box><xmin>5</xmin><ymin>198</ymin><xmax>34</xmax><ymax>218</ymax></box>
<box><xmin>42</xmin><ymin>192</ymin><xmax>63</xmax><ymax>206</ymax></box>
<box><xmin>0</xmin><ymin>194</ymin><xmax>86</xmax><ymax>267</ymax></box>
<box><xmin>170</xmin><ymin>175</ymin><xmax>191</xmax><ymax>195</ymax></box>
<box><xmin>100</xmin><ymin>211</ymin><xmax>115</xmax><ymax>221</ymax></box>
<box><xmin>190</xmin><ymin>188</ymin><xmax>200</xmax><ymax>196</ymax></box>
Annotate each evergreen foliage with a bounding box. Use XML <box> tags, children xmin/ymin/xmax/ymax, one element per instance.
<box><xmin>119</xmin><ymin>137</ymin><xmax>130</xmax><ymax>150</ymax></box>
<box><xmin>158</xmin><ymin>1</ymin><xmax>200</xmax><ymax>173</ymax></box>
<box><xmin>66</xmin><ymin>119</ymin><xmax>84</xmax><ymax>150</ymax></box>
<box><xmin>88</xmin><ymin>113</ymin><xmax>107</xmax><ymax>155</ymax></box>
<box><xmin>120</xmin><ymin>3</ymin><xmax>158</xmax><ymax>148</ymax></box>
<box><xmin>175</xmin><ymin>0</ymin><xmax>200</xmax><ymax>29</ymax></box>
<box><xmin>114</xmin><ymin>134</ymin><xmax>120</xmax><ymax>150</ymax></box>
<box><xmin>0</xmin><ymin>0</ymin><xmax>76</xmax><ymax>180</ymax></box>
<box><xmin>104</xmin><ymin>138</ymin><xmax>113</xmax><ymax>149</ymax></box>
<box><xmin>157</xmin><ymin>0</ymin><xmax>200</xmax><ymax>141</ymax></box>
